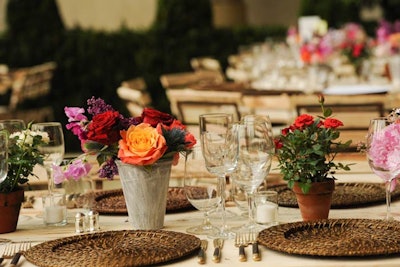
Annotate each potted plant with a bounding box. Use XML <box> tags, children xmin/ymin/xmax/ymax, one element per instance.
<box><xmin>54</xmin><ymin>97</ymin><xmax>197</xmax><ymax>229</ymax></box>
<box><xmin>274</xmin><ymin>95</ymin><xmax>352</xmax><ymax>221</ymax></box>
<box><xmin>0</xmin><ymin>124</ymin><xmax>49</xmax><ymax>233</ymax></box>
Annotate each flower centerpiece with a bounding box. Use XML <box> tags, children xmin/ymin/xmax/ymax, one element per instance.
<box><xmin>274</xmin><ymin>95</ymin><xmax>352</xmax><ymax>194</ymax></box>
<box><xmin>0</xmin><ymin>124</ymin><xmax>49</xmax><ymax>194</ymax></box>
<box><xmin>56</xmin><ymin>97</ymin><xmax>196</xmax><ymax>229</ymax></box>
<box><xmin>274</xmin><ymin>95</ymin><xmax>352</xmax><ymax>220</ymax></box>
<box><xmin>0</xmin><ymin>123</ymin><xmax>49</xmax><ymax>233</ymax></box>
<box><xmin>338</xmin><ymin>23</ymin><xmax>371</xmax><ymax>75</ymax></box>
<box><xmin>54</xmin><ymin>97</ymin><xmax>196</xmax><ymax>182</ymax></box>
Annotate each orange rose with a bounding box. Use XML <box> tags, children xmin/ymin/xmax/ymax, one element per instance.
<box><xmin>118</xmin><ymin>123</ymin><xmax>167</xmax><ymax>165</ymax></box>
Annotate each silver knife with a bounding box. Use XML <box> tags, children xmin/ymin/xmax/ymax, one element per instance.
<box><xmin>212</xmin><ymin>239</ymin><xmax>224</xmax><ymax>263</ymax></box>
<box><xmin>197</xmin><ymin>239</ymin><xmax>208</xmax><ymax>264</ymax></box>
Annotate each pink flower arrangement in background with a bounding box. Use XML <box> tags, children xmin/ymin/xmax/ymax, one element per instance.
<box><xmin>375</xmin><ymin>19</ymin><xmax>400</xmax><ymax>56</ymax></box>
<box><xmin>53</xmin><ymin>97</ymin><xmax>196</xmax><ymax>184</ymax></box>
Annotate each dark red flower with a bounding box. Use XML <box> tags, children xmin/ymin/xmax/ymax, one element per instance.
<box><xmin>86</xmin><ymin>110</ymin><xmax>121</xmax><ymax>145</ymax></box>
<box><xmin>142</xmin><ymin>108</ymin><xmax>175</xmax><ymax>127</ymax></box>
<box><xmin>274</xmin><ymin>138</ymin><xmax>283</xmax><ymax>149</ymax></box>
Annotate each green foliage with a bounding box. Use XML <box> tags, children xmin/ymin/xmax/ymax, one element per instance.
<box><xmin>275</xmin><ymin>97</ymin><xmax>353</xmax><ymax>194</ymax></box>
<box><xmin>0</xmin><ymin>126</ymin><xmax>48</xmax><ymax>193</ymax></box>
<box><xmin>0</xmin><ymin>0</ymin><xmax>287</xmax><ymax>152</ymax></box>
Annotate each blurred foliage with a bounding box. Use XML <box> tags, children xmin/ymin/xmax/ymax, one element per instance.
<box><xmin>0</xmin><ymin>0</ymin><xmax>286</xmax><ymax>151</ymax></box>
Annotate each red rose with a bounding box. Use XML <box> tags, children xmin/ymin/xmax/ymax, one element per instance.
<box><xmin>142</xmin><ymin>108</ymin><xmax>175</xmax><ymax>127</ymax></box>
<box><xmin>293</xmin><ymin>114</ymin><xmax>314</xmax><ymax>129</ymax></box>
<box><xmin>87</xmin><ymin>110</ymin><xmax>121</xmax><ymax>145</ymax></box>
<box><xmin>323</xmin><ymin>118</ymin><xmax>344</xmax><ymax>129</ymax></box>
<box><xmin>184</xmin><ymin>132</ymin><xmax>197</xmax><ymax>149</ymax></box>
<box><xmin>274</xmin><ymin>139</ymin><xmax>283</xmax><ymax>149</ymax></box>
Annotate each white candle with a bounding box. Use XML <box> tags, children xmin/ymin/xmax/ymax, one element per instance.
<box><xmin>256</xmin><ymin>201</ymin><xmax>277</xmax><ymax>224</ymax></box>
<box><xmin>45</xmin><ymin>206</ymin><xmax>65</xmax><ymax>224</ymax></box>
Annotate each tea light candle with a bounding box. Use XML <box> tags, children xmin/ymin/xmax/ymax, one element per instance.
<box><xmin>45</xmin><ymin>206</ymin><xmax>65</xmax><ymax>224</ymax></box>
<box><xmin>256</xmin><ymin>201</ymin><xmax>277</xmax><ymax>224</ymax></box>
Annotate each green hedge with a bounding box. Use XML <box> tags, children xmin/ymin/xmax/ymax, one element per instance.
<box><xmin>0</xmin><ymin>0</ymin><xmax>286</xmax><ymax>151</ymax></box>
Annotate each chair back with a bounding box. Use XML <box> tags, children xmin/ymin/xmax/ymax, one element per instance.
<box><xmin>117</xmin><ymin>77</ymin><xmax>151</xmax><ymax>117</ymax></box>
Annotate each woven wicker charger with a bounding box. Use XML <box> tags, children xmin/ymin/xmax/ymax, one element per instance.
<box><xmin>24</xmin><ymin>230</ymin><xmax>201</xmax><ymax>267</ymax></box>
<box><xmin>258</xmin><ymin>218</ymin><xmax>400</xmax><ymax>257</ymax></box>
<box><xmin>83</xmin><ymin>187</ymin><xmax>193</xmax><ymax>215</ymax></box>
<box><xmin>269</xmin><ymin>182</ymin><xmax>400</xmax><ymax>208</ymax></box>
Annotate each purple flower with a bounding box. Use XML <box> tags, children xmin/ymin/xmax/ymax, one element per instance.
<box><xmin>87</xmin><ymin>97</ymin><xmax>114</xmax><ymax>116</ymax></box>
<box><xmin>99</xmin><ymin>158</ymin><xmax>118</xmax><ymax>179</ymax></box>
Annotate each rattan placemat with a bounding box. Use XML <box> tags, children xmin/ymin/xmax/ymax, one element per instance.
<box><xmin>269</xmin><ymin>182</ymin><xmax>400</xmax><ymax>208</ymax></box>
<box><xmin>24</xmin><ymin>230</ymin><xmax>201</xmax><ymax>267</ymax></box>
<box><xmin>258</xmin><ymin>219</ymin><xmax>400</xmax><ymax>257</ymax></box>
<box><xmin>85</xmin><ymin>187</ymin><xmax>193</xmax><ymax>214</ymax></box>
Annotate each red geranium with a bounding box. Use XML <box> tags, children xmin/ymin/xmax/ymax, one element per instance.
<box><xmin>324</xmin><ymin>118</ymin><xmax>344</xmax><ymax>129</ymax></box>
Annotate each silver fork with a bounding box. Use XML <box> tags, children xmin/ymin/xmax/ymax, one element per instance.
<box><xmin>234</xmin><ymin>232</ymin><xmax>249</xmax><ymax>262</ymax></box>
<box><xmin>249</xmin><ymin>230</ymin><xmax>261</xmax><ymax>261</ymax></box>
<box><xmin>10</xmin><ymin>242</ymin><xmax>32</xmax><ymax>267</ymax></box>
<box><xmin>0</xmin><ymin>243</ymin><xmax>17</xmax><ymax>264</ymax></box>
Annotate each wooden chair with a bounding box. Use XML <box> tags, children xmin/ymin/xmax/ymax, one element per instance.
<box><xmin>117</xmin><ymin>77</ymin><xmax>152</xmax><ymax>117</ymax></box>
<box><xmin>166</xmin><ymin>88</ymin><xmax>243</xmax><ymax>125</ymax></box>
<box><xmin>160</xmin><ymin>71</ymin><xmax>224</xmax><ymax>89</ymax></box>
<box><xmin>296</xmin><ymin>102</ymin><xmax>385</xmax><ymax>151</ymax></box>
<box><xmin>0</xmin><ymin>62</ymin><xmax>57</xmax><ymax>122</ymax></box>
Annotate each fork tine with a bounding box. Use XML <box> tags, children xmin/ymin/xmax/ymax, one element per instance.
<box><xmin>2</xmin><ymin>243</ymin><xmax>17</xmax><ymax>259</ymax></box>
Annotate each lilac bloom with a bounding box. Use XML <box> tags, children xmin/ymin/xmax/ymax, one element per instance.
<box><xmin>99</xmin><ymin>158</ymin><xmax>118</xmax><ymax>180</ymax></box>
<box><xmin>87</xmin><ymin>97</ymin><xmax>114</xmax><ymax>116</ymax></box>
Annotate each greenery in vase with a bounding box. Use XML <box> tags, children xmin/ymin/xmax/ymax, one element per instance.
<box><xmin>274</xmin><ymin>95</ymin><xmax>352</xmax><ymax>193</ymax></box>
<box><xmin>0</xmin><ymin>124</ymin><xmax>49</xmax><ymax>193</ymax></box>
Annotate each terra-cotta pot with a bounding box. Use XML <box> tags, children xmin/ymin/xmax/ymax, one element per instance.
<box><xmin>292</xmin><ymin>179</ymin><xmax>335</xmax><ymax>221</ymax></box>
<box><xmin>0</xmin><ymin>187</ymin><xmax>24</xmax><ymax>233</ymax></box>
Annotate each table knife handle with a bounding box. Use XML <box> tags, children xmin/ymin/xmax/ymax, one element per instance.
<box><xmin>212</xmin><ymin>247</ymin><xmax>221</xmax><ymax>263</ymax></box>
<box><xmin>239</xmin><ymin>245</ymin><xmax>247</xmax><ymax>262</ymax></box>
<box><xmin>10</xmin><ymin>252</ymin><xmax>21</xmax><ymax>266</ymax></box>
<box><xmin>197</xmin><ymin>248</ymin><xmax>206</xmax><ymax>264</ymax></box>
<box><xmin>252</xmin><ymin>243</ymin><xmax>261</xmax><ymax>261</ymax></box>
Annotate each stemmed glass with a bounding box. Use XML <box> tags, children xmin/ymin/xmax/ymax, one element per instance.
<box><xmin>366</xmin><ymin>117</ymin><xmax>400</xmax><ymax>221</ymax></box>
<box><xmin>199</xmin><ymin>113</ymin><xmax>238</xmax><ymax>239</ymax></box>
<box><xmin>31</xmin><ymin>122</ymin><xmax>65</xmax><ymax>194</ymax></box>
<box><xmin>231</xmin><ymin>115</ymin><xmax>274</xmax><ymax>231</ymax></box>
<box><xmin>0</xmin><ymin>131</ymin><xmax>8</xmax><ymax>184</ymax></box>
<box><xmin>184</xmin><ymin>146</ymin><xmax>219</xmax><ymax>235</ymax></box>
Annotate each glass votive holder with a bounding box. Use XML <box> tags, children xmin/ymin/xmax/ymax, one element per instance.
<box><xmin>42</xmin><ymin>193</ymin><xmax>68</xmax><ymax>226</ymax></box>
<box><xmin>254</xmin><ymin>190</ymin><xmax>278</xmax><ymax>227</ymax></box>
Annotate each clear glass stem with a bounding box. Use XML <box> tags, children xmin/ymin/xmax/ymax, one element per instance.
<box><xmin>218</xmin><ymin>175</ymin><xmax>229</xmax><ymax>234</ymax></box>
<box><xmin>247</xmin><ymin>191</ymin><xmax>256</xmax><ymax>225</ymax></box>
<box><xmin>46</xmin><ymin>166</ymin><xmax>54</xmax><ymax>195</ymax></box>
<box><xmin>203</xmin><ymin>210</ymin><xmax>212</xmax><ymax>229</ymax></box>
<box><xmin>385</xmin><ymin>181</ymin><xmax>394</xmax><ymax>221</ymax></box>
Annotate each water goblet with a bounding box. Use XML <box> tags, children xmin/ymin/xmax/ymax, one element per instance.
<box><xmin>231</xmin><ymin>115</ymin><xmax>274</xmax><ymax>231</ymax></box>
<box><xmin>0</xmin><ymin>119</ymin><xmax>25</xmax><ymax>134</ymax></box>
<box><xmin>199</xmin><ymin>113</ymin><xmax>239</xmax><ymax>239</ymax></box>
<box><xmin>184</xmin><ymin>146</ymin><xmax>219</xmax><ymax>235</ymax></box>
<box><xmin>366</xmin><ymin>117</ymin><xmax>400</xmax><ymax>220</ymax></box>
<box><xmin>31</xmin><ymin>122</ymin><xmax>65</xmax><ymax>194</ymax></box>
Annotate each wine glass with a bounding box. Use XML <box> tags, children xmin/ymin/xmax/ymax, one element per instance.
<box><xmin>31</xmin><ymin>122</ymin><xmax>65</xmax><ymax>194</ymax></box>
<box><xmin>184</xmin><ymin>146</ymin><xmax>219</xmax><ymax>235</ymax></box>
<box><xmin>0</xmin><ymin>119</ymin><xmax>25</xmax><ymax>134</ymax></box>
<box><xmin>366</xmin><ymin>117</ymin><xmax>400</xmax><ymax>220</ymax></box>
<box><xmin>0</xmin><ymin>131</ymin><xmax>8</xmax><ymax>184</ymax></box>
<box><xmin>231</xmin><ymin>115</ymin><xmax>274</xmax><ymax>231</ymax></box>
<box><xmin>199</xmin><ymin>113</ymin><xmax>238</xmax><ymax>239</ymax></box>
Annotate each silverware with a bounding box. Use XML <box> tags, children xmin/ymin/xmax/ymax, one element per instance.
<box><xmin>0</xmin><ymin>243</ymin><xmax>16</xmax><ymax>264</ymax></box>
<box><xmin>234</xmin><ymin>232</ymin><xmax>249</xmax><ymax>262</ymax></box>
<box><xmin>212</xmin><ymin>239</ymin><xmax>224</xmax><ymax>263</ymax></box>
<box><xmin>250</xmin><ymin>230</ymin><xmax>261</xmax><ymax>261</ymax></box>
<box><xmin>197</xmin><ymin>239</ymin><xmax>208</xmax><ymax>264</ymax></box>
<box><xmin>10</xmin><ymin>242</ymin><xmax>32</xmax><ymax>267</ymax></box>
